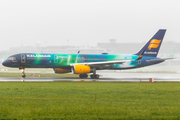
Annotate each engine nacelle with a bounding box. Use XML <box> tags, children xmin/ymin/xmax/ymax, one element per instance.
<box><xmin>72</xmin><ymin>65</ymin><xmax>91</xmax><ymax>74</ymax></box>
<box><xmin>53</xmin><ymin>68</ymin><xmax>71</xmax><ymax>73</ymax></box>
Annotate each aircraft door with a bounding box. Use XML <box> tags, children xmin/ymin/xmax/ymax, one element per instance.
<box><xmin>21</xmin><ymin>54</ymin><xmax>26</xmax><ymax>63</ymax></box>
<box><xmin>54</xmin><ymin>55</ymin><xmax>58</xmax><ymax>63</ymax></box>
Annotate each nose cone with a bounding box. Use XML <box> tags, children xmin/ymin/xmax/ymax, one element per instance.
<box><xmin>2</xmin><ymin>60</ymin><xmax>11</xmax><ymax>67</ymax></box>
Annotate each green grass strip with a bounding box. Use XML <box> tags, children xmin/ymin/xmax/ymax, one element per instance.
<box><xmin>0</xmin><ymin>82</ymin><xmax>180</xmax><ymax>119</ymax></box>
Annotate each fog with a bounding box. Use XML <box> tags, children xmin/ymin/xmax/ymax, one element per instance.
<box><xmin>0</xmin><ymin>0</ymin><xmax>180</xmax><ymax>51</ymax></box>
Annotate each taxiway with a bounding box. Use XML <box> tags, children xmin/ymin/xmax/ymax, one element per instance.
<box><xmin>0</xmin><ymin>73</ymin><xmax>180</xmax><ymax>82</ymax></box>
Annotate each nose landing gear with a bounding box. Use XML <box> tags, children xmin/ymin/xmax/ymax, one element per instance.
<box><xmin>20</xmin><ymin>68</ymin><xmax>26</xmax><ymax>78</ymax></box>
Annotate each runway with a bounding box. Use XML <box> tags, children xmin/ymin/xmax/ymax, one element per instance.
<box><xmin>0</xmin><ymin>73</ymin><xmax>180</xmax><ymax>82</ymax></box>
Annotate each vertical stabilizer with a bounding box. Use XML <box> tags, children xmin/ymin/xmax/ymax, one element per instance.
<box><xmin>135</xmin><ymin>29</ymin><xmax>166</xmax><ymax>57</ymax></box>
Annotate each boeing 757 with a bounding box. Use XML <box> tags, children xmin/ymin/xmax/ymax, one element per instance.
<box><xmin>2</xmin><ymin>29</ymin><xmax>172</xmax><ymax>78</ymax></box>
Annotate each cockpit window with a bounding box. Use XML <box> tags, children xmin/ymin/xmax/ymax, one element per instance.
<box><xmin>8</xmin><ymin>57</ymin><xmax>16</xmax><ymax>61</ymax></box>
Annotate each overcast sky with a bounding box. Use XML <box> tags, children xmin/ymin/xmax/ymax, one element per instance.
<box><xmin>0</xmin><ymin>0</ymin><xmax>180</xmax><ymax>51</ymax></box>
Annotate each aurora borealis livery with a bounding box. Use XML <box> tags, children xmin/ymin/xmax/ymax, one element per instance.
<box><xmin>2</xmin><ymin>29</ymin><xmax>172</xmax><ymax>79</ymax></box>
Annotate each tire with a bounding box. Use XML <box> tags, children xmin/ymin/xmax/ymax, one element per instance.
<box><xmin>79</xmin><ymin>74</ymin><xmax>88</xmax><ymax>78</ymax></box>
<box><xmin>90</xmin><ymin>75</ymin><xmax>93</xmax><ymax>79</ymax></box>
<box><xmin>90</xmin><ymin>75</ymin><xmax>95</xmax><ymax>79</ymax></box>
<box><xmin>79</xmin><ymin>74</ymin><xmax>83</xmax><ymax>78</ymax></box>
<box><xmin>84</xmin><ymin>74</ymin><xmax>88</xmax><ymax>78</ymax></box>
<box><xmin>95</xmin><ymin>74</ymin><xmax>99</xmax><ymax>79</ymax></box>
<box><xmin>22</xmin><ymin>74</ymin><xmax>26</xmax><ymax>78</ymax></box>
<box><xmin>90</xmin><ymin>74</ymin><xmax>99</xmax><ymax>79</ymax></box>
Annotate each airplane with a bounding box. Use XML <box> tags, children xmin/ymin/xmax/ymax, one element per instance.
<box><xmin>2</xmin><ymin>29</ymin><xmax>173</xmax><ymax>79</ymax></box>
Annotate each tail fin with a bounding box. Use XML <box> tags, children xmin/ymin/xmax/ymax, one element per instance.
<box><xmin>135</xmin><ymin>29</ymin><xmax>166</xmax><ymax>57</ymax></box>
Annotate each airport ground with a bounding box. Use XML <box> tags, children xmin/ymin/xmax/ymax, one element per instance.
<box><xmin>0</xmin><ymin>82</ymin><xmax>180</xmax><ymax>119</ymax></box>
<box><xmin>1</xmin><ymin>65</ymin><xmax>180</xmax><ymax>119</ymax></box>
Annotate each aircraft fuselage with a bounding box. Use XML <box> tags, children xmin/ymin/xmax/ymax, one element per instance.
<box><xmin>2</xmin><ymin>53</ymin><xmax>162</xmax><ymax>70</ymax></box>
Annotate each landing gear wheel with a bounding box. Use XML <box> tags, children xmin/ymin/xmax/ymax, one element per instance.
<box><xmin>79</xmin><ymin>74</ymin><xmax>88</xmax><ymax>78</ymax></box>
<box><xmin>84</xmin><ymin>74</ymin><xmax>88</xmax><ymax>78</ymax></box>
<box><xmin>90</xmin><ymin>74</ymin><xmax>99</xmax><ymax>79</ymax></box>
<box><xmin>95</xmin><ymin>74</ymin><xmax>99</xmax><ymax>79</ymax></box>
<box><xmin>90</xmin><ymin>75</ymin><xmax>95</xmax><ymax>79</ymax></box>
<box><xmin>22</xmin><ymin>74</ymin><xmax>26</xmax><ymax>78</ymax></box>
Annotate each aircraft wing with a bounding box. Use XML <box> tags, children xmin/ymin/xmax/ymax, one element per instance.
<box><xmin>70</xmin><ymin>50</ymin><xmax>145</xmax><ymax>67</ymax></box>
<box><xmin>146</xmin><ymin>58</ymin><xmax>174</xmax><ymax>63</ymax></box>
<box><xmin>70</xmin><ymin>60</ymin><xmax>132</xmax><ymax>67</ymax></box>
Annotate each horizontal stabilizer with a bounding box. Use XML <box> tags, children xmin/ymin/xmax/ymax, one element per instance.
<box><xmin>146</xmin><ymin>58</ymin><xmax>174</xmax><ymax>63</ymax></box>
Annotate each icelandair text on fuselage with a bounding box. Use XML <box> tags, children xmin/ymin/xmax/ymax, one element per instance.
<box><xmin>144</xmin><ymin>52</ymin><xmax>157</xmax><ymax>54</ymax></box>
<box><xmin>27</xmin><ymin>55</ymin><xmax>51</xmax><ymax>57</ymax></box>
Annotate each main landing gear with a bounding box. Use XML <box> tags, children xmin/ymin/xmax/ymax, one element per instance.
<box><xmin>79</xmin><ymin>68</ymin><xmax>99</xmax><ymax>79</ymax></box>
<box><xmin>90</xmin><ymin>74</ymin><xmax>99</xmax><ymax>79</ymax></box>
<box><xmin>79</xmin><ymin>74</ymin><xmax>88</xmax><ymax>78</ymax></box>
<box><xmin>20</xmin><ymin>68</ymin><xmax>26</xmax><ymax>78</ymax></box>
<box><xmin>90</xmin><ymin>68</ymin><xmax>99</xmax><ymax>79</ymax></box>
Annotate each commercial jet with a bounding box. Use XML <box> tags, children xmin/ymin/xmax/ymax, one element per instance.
<box><xmin>2</xmin><ymin>29</ymin><xmax>173</xmax><ymax>79</ymax></box>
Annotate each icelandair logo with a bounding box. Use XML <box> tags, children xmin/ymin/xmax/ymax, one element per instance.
<box><xmin>144</xmin><ymin>52</ymin><xmax>157</xmax><ymax>54</ymax></box>
<box><xmin>27</xmin><ymin>54</ymin><xmax>51</xmax><ymax>57</ymax></box>
<box><xmin>148</xmin><ymin>39</ymin><xmax>161</xmax><ymax>50</ymax></box>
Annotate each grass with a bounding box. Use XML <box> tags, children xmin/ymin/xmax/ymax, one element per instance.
<box><xmin>0</xmin><ymin>82</ymin><xmax>180</xmax><ymax>119</ymax></box>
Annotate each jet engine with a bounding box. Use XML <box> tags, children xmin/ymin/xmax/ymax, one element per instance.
<box><xmin>72</xmin><ymin>65</ymin><xmax>91</xmax><ymax>74</ymax></box>
<box><xmin>53</xmin><ymin>68</ymin><xmax>71</xmax><ymax>73</ymax></box>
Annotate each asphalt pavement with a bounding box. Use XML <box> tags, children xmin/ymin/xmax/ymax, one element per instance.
<box><xmin>0</xmin><ymin>73</ymin><xmax>180</xmax><ymax>82</ymax></box>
